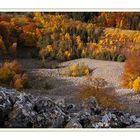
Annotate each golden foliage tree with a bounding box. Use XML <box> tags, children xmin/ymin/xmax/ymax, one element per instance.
<box><xmin>121</xmin><ymin>50</ymin><xmax>140</xmax><ymax>92</ymax></box>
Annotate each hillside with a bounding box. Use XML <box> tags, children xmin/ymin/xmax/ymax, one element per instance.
<box><xmin>0</xmin><ymin>12</ymin><xmax>140</xmax><ymax>128</ymax></box>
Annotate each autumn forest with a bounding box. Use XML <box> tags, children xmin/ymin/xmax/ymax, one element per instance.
<box><xmin>1</xmin><ymin>12</ymin><xmax>140</xmax><ymax>128</ymax></box>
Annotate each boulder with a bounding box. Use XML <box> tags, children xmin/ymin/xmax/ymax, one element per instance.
<box><xmin>65</xmin><ymin>119</ymin><xmax>82</xmax><ymax>128</ymax></box>
<box><xmin>0</xmin><ymin>86</ymin><xmax>140</xmax><ymax>128</ymax></box>
<box><xmin>81</xmin><ymin>96</ymin><xmax>101</xmax><ymax>115</ymax></box>
<box><xmin>0</xmin><ymin>90</ymin><xmax>12</xmax><ymax>126</ymax></box>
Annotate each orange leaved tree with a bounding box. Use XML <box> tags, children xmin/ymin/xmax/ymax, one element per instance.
<box><xmin>121</xmin><ymin>50</ymin><xmax>140</xmax><ymax>92</ymax></box>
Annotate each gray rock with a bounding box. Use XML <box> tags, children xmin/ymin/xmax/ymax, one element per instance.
<box><xmin>65</xmin><ymin>119</ymin><xmax>82</xmax><ymax>128</ymax></box>
<box><xmin>81</xmin><ymin>96</ymin><xmax>101</xmax><ymax>115</ymax></box>
<box><xmin>127</xmin><ymin>123</ymin><xmax>140</xmax><ymax>128</ymax></box>
<box><xmin>136</xmin><ymin>118</ymin><xmax>140</xmax><ymax>123</ymax></box>
<box><xmin>0</xmin><ymin>86</ymin><xmax>140</xmax><ymax>128</ymax></box>
<box><xmin>0</xmin><ymin>90</ymin><xmax>12</xmax><ymax>126</ymax></box>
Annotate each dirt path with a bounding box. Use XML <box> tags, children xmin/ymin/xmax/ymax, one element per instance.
<box><xmin>19</xmin><ymin>58</ymin><xmax>140</xmax><ymax>115</ymax></box>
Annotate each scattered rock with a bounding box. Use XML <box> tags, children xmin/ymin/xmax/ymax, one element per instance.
<box><xmin>127</xmin><ymin>123</ymin><xmax>140</xmax><ymax>128</ymax></box>
<box><xmin>81</xmin><ymin>97</ymin><xmax>101</xmax><ymax>115</ymax></box>
<box><xmin>0</xmin><ymin>86</ymin><xmax>140</xmax><ymax>128</ymax></box>
<box><xmin>65</xmin><ymin>119</ymin><xmax>82</xmax><ymax>128</ymax></box>
<box><xmin>0</xmin><ymin>90</ymin><xmax>12</xmax><ymax>126</ymax></box>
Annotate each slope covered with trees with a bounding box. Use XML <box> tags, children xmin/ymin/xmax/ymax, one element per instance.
<box><xmin>0</xmin><ymin>12</ymin><xmax>140</xmax><ymax>62</ymax></box>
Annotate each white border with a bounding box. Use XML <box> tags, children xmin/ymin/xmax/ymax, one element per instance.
<box><xmin>0</xmin><ymin>0</ymin><xmax>140</xmax><ymax>9</ymax></box>
<box><xmin>0</xmin><ymin>7</ymin><xmax>140</xmax><ymax>133</ymax></box>
<box><xmin>0</xmin><ymin>128</ymin><xmax>140</xmax><ymax>132</ymax></box>
<box><xmin>1</xmin><ymin>131</ymin><xmax>140</xmax><ymax>140</ymax></box>
<box><xmin>0</xmin><ymin>8</ymin><xmax>140</xmax><ymax>12</ymax></box>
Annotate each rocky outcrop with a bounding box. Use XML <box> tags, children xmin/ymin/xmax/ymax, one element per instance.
<box><xmin>0</xmin><ymin>86</ymin><xmax>140</xmax><ymax>128</ymax></box>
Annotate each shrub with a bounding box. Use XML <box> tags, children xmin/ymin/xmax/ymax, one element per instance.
<box><xmin>94</xmin><ymin>51</ymin><xmax>113</xmax><ymax>61</ymax></box>
<box><xmin>59</xmin><ymin>63</ymin><xmax>90</xmax><ymax>77</ymax></box>
<box><xmin>0</xmin><ymin>60</ymin><xmax>28</xmax><ymax>90</ymax></box>
<box><xmin>55</xmin><ymin>50</ymin><xmax>65</xmax><ymax>61</ymax></box>
<box><xmin>112</xmin><ymin>53</ymin><xmax>119</xmax><ymax>61</ymax></box>
<box><xmin>0</xmin><ymin>21</ymin><xmax>17</xmax><ymax>52</ymax></box>
<box><xmin>0</xmin><ymin>36</ymin><xmax>6</xmax><ymax>58</ymax></box>
<box><xmin>14</xmin><ymin>74</ymin><xmax>28</xmax><ymax>90</ymax></box>
<box><xmin>94</xmin><ymin>52</ymin><xmax>106</xmax><ymax>60</ymax></box>
<box><xmin>121</xmin><ymin>50</ymin><xmax>140</xmax><ymax>92</ymax></box>
<box><xmin>0</xmin><ymin>21</ymin><xmax>12</xmax><ymax>49</ymax></box>
<box><xmin>37</xmin><ymin>31</ymin><xmax>52</xmax><ymax>49</ymax></box>
<box><xmin>105</xmin><ymin>51</ymin><xmax>112</xmax><ymax>61</ymax></box>
<box><xmin>117</xmin><ymin>54</ymin><xmax>126</xmax><ymax>62</ymax></box>
<box><xmin>133</xmin><ymin>77</ymin><xmax>140</xmax><ymax>92</ymax></box>
<box><xmin>64</xmin><ymin>50</ymin><xmax>71</xmax><ymax>60</ymax></box>
<box><xmin>18</xmin><ymin>32</ymin><xmax>37</xmax><ymax>47</ymax></box>
<box><xmin>12</xmin><ymin>16</ymin><xmax>30</xmax><ymax>26</ymax></box>
<box><xmin>94</xmin><ymin>51</ymin><xmax>126</xmax><ymax>62</ymax></box>
<box><xmin>77</xmin><ymin>76</ymin><xmax>125</xmax><ymax>110</ymax></box>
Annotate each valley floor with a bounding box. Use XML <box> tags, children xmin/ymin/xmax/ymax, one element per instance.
<box><xmin>15</xmin><ymin>58</ymin><xmax>140</xmax><ymax>115</ymax></box>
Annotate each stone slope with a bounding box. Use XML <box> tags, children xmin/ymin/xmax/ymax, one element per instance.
<box><xmin>0</xmin><ymin>87</ymin><xmax>140</xmax><ymax>128</ymax></box>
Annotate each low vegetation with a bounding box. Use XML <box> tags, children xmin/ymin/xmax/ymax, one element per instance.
<box><xmin>59</xmin><ymin>63</ymin><xmax>90</xmax><ymax>77</ymax></box>
<box><xmin>0</xmin><ymin>60</ymin><xmax>28</xmax><ymax>90</ymax></box>
<box><xmin>121</xmin><ymin>50</ymin><xmax>140</xmax><ymax>92</ymax></box>
<box><xmin>77</xmin><ymin>76</ymin><xmax>125</xmax><ymax>110</ymax></box>
<box><xmin>94</xmin><ymin>51</ymin><xmax>126</xmax><ymax>62</ymax></box>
